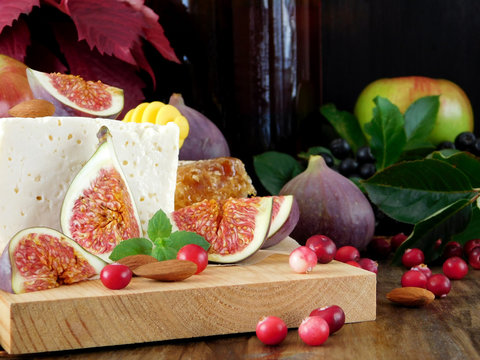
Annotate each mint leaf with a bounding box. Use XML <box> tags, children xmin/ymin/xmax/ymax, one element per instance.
<box><xmin>169</xmin><ymin>231</ymin><xmax>211</xmax><ymax>252</ymax></box>
<box><xmin>403</xmin><ymin>96</ymin><xmax>439</xmax><ymax>150</ymax></box>
<box><xmin>364</xmin><ymin>97</ymin><xmax>407</xmax><ymax>170</ymax></box>
<box><xmin>151</xmin><ymin>245</ymin><xmax>178</xmax><ymax>261</ymax></box>
<box><xmin>253</xmin><ymin>151</ymin><xmax>304</xmax><ymax>195</ymax></box>
<box><xmin>320</xmin><ymin>103</ymin><xmax>367</xmax><ymax>152</ymax></box>
<box><xmin>147</xmin><ymin>209</ymin><xmax>172</xmax><ymax>241</ymax></box>
<box><xmin>363</xmin><ymin>159</ymin><xmax>476</xmax><ymax>224</ymax></box>
<box><xmin>392</xmin><ymin>199</ymin><xmax>473</xmax><ymax>264</ymax></box>
<box><xmin>109</xmin><ymin>237</ymin><xmax>153</xmax><ymax>261</ymax></box>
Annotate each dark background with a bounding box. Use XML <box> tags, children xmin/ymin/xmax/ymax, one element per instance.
<box><xmin>151</xmin><ymin>0</ymin><xmax>480</xmax><ymax>175</ymax></box>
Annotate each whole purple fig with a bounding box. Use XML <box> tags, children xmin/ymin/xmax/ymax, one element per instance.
<box><xmin>279</xmin><ymin>155</ymin><xmax>375</xmax><ymax>250</ymax></box>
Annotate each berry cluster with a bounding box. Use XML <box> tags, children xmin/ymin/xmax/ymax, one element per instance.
<box><xmin>320</xmin><ymin>138</ymin><xmax>376</xmax><ymax>179</ymax></box>
<box><xmin>437</xmin><ymin>131</ymin><xmax>480</xmax><ymax>155</ymax></box>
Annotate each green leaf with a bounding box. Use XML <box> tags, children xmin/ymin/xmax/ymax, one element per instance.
<box><xmin>403</xmin><ymin>96</ymin><xmax>439</xmax><ymax>150</ymax></box>
<box><xmin>109</xmin><ymin>237</ymin><xmax>153</xmax><ymax>261</ymax></box>
<box><xmin>320</xmin><ymin>103</ymin><xmax>367</xmax><ymax>152</ymax></box>
<box><xmin>392</xmin><ymin>199</ymin><xmax>473</xmax><ymax>264</ymax></box>
<box><xmin>168</xmin><ymin>231</ymin><xmax>210</xmax><ymax>252</ymax></box>
<box><xmin>452</xmin><ymin>205</ymin><xmax>480</xmax><ymax>245</ymax></box>
<box><xmin>430</xmin><ymin>151</ymin><xmax>480</xmax><ymax>188</ymax></box>
<box><xmin>147</xmin><ymin>209</ymin><xmax>172</xmax><ymax>241</ymax></box>
<box><xmin>298</xmin><ymin>146</ymin><xmax>332</xmax><ymax>160</ymax></box>
<box><xmin>364</xmin><ymin>97</ymin><xmax>407</xmax><ymax>170</ymax></box>
<box><xmin>363</xmin><ymin>159</ymin><xmax>476</xmax><ymax>224</ymax></box>
<box><xmin>151</xmin><ymin>245</ymin><xmax>178</xmax><ymax>261</ymax></box>
<box><xmin>253</xmin><ymin>151</ymin><xmax>304</xmax><ymax>195</ymax></box>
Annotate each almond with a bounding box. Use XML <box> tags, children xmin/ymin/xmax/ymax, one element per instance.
<box><xmin>386</xmin><ymin>287</ymin><xmax>435</xmax><ymax>307</ymax></box>
<box><xmin>133</xmin><ymin>259</ymin><xmax>197</xmax><ymax>281</ymax></box>
<box><xmin>116</xmin><ymin>254</ymin><xmax>159</xmax><ymax>271</ymax></box>
<box><xmin>8</xmin><ymin>99</ymin><xmax>55</xmax><ymax>118</ymax></box>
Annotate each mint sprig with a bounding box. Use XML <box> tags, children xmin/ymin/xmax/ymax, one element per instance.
<box><xmin>109</xmin><ymin>209</ymin><xmax>210</xmax><ymax>262</ymax></box>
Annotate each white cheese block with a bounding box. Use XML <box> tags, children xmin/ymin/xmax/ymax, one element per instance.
<box><xmin>0</xmin><ymin>117</ymin><xmax>179</xmax><ymax>253</ymax></box>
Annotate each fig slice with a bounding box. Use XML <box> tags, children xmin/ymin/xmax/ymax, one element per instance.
<box><xmin>0</xmin><ymin>227</ymin><xmax>106</xmax><ymax>294</ymax></box>
<box><xmin>170</xmin><ymin>197</ymin><xmax>273</xmax><ymax>263</ymax></box>
<box><xmin>26</xmin><ymin>68</ymin><xmax>124</xmax><ymax>119</ymax></box>
<box><xmin>261</xmin><ymin>195</ymin><xmax>300</xmax><ymax>249</ymax></box>
<box><xmin>61</xmin><ymin>126</ymin><xmax>142</xmax><ymax>262</ymax></box>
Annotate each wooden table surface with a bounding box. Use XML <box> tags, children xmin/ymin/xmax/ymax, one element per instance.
<box><xmin>1</xmin><ymin>259</ymin><xmax>478</xmax><ymax>360</ymax></box>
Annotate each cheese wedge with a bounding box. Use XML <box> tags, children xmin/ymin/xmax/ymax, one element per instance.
<box><xmin>0</xmin><ymin>117</ymin><xmax>179</xmax><ymax>252</ymax></box>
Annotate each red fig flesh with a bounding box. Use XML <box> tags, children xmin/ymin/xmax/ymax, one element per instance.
<box><xmin>279</xmin><ymin>155</ymin><xmax>375</xmax><ymax>250</ymax></box>
<box><xmin>169</xmin><ymin>93</ymin><xmax>230</xmax><ymax>160</ymax></box>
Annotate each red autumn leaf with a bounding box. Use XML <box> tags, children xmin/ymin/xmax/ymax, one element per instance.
<box><xmin>63</xmin><ymin>0</ymin><xmax>144</xmax><ymax>66</ymax></box>
<box><xmin>0</xmin><ymin>0</ymin><xmax>39</xmax><ymax>34</ymax></box>
<box><xmin>0</xmin><ymin>18</ymin><xmax>31</xmax><ymax>62</ymax></box>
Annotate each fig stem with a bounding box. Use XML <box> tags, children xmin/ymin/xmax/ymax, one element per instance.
<box><xmin>97</xmin><ymin>125</ymin><xmax>110</xmax><ymax>145</ymax></box>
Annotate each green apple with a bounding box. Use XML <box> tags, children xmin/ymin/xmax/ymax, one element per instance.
<box><xmin>354</xmin><ymin>76</ymin><xmax>474</xmax><ymax>144</ymax></box>
<box><xmin>0</xmin><ymin>54</ymin><xmax>33</xmax><ymax>117</ymax></box>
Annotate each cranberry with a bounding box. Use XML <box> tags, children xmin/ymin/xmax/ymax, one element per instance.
<box><xmin>427</xmin><ymin>274</ymin><xmax>451</xmax><ymax>298</ymax></box>
<box><xmin>345</xmin><ymin>260</ymin><xmax>361</xmax><ymax>268</ymax></box>
<box><xmin>298</xmin><ymin>316</ymin><xmax>330</xmax><ymax>346</ymax></box>
<box><xmin>468</xmin><ymin>247</ymin><xmax>480</xmax><ymax>269</ymax></box>
<box><xmin>391</xmin><ymin>233</ymin><xmax>408</xmax><ymax>250</ymax></box>
<box><xmin>367</xmin><ymin>236</ymin><xmax>391</xmax><ymax>260</ymax></box>
<box><xmin>256</xmin><ymin>316</ymin><xmax>288</xmax><ymax>345</ymax></box>
<box><xmin>441</xmin><ymin>241</ymin><xmax>463</xmax><ymax>260</ymax></box>
<box><xmin>305</xmin><ymin>235</ymin><xmax>337</xmax><ymax>264</ymax></box>
<box><xmin>334</xmin><ymin>246</ymin><xmax>360</xmax><ymax>263</ymax></box>
<box><xmin>289</xmin><ymin>246</ymin><xmax>317</xmax><ymax>273</ymax></box>
<box><xmin>177</xmin><ymin>244</ymin><xmax>208</xmax><ymax>274</ymax></box>
<box><xmin>410</xmin><ymin>264</ymin><xmax>432</xmax><ymax>278</ymax></box>
<box><xmin>358</xmin><ymin>258</ymin><xmax>378</xmax><ymax>274</ymax></box>
<box><xmin>401</xmin><ymin>248</ymin><xmax>425</xmax><ymax>268</ymax></box>
<box><xmin>310</xmin><ymin>305</ymin><xmax>345</xmax><ymax>334</ymax></box>
<box><xmin>464</xmin><ymin>239</ymin><xmax>480</xmax><ymax>256</ymax></box>
<box><xmin>401</xmin><ymin>269</ymin><xmax>428</xmax><ymax>288</ymax></box>
<box><xmin>443</xmin><ymin>256</ymin><xmax>468</xmax><ymax>280</ymax></box>
<box><xmin>100</xmin><ymin>264</ymin><xmax>132</xmax><ymax>290</ymax></box>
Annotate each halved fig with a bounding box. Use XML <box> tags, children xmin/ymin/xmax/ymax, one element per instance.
<box><xmin>26</xmin><ymin>68</ymin><xmax>124</xmax><ymax>119</ymax></box>
<box><xmin>0</xmin><ymin>227</ymin><xmax>106</xmax><ymax>294</ymax></box>
<box><xmin>61</xmin><ymin>126</ymin><xmax>142</xmax><ymax>262</ymax></box>
<box><xmin>262</xmin><ymin>195</ymin><xmax>300</xmax><ymax>249</ymax></box>
<box><xmin>170</xmin><ymin>197</ymin><xmax>273</xmax><ymax>263</ymax></box>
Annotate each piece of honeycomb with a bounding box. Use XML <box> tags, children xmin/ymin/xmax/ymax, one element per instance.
<box><xmin>175</xmin><ymin>157</ymin><xmax>257</xmax><ymax>210</ymax></box>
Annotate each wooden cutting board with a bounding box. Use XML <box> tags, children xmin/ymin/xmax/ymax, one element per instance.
<box><xmin>0</xmin><ymin>254</ymin><xmax>376</xmax><ymax>355</ymax></box>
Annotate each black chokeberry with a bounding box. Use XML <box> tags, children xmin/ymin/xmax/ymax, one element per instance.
<box><xmin>472</xmin><ymin>139</ymin><xmax>480</xmax><ymax>157</ymax></box>
<box><xmin>454</xmin><ymin>132</ymin><xmax>476</xmax><ymax>151</ymax></box>
<box><xmin>356</xmin><ymin>146</ymin><xmax>375</xmax><ymax>164</ymax></box>
<box><xmin>436</xmin><ymin>141</ymin><xmax>455</xmax><ymax>150</ymax></box>
<box><xmin>338</xmin><ymin>158</ymin><xmax>358</xmax><ymax>177</ymax></box>
<box><xmin>359</xmin><ymin>163</ymin><xmax>376</xmax><ymax>179</ymax></box>
<box><xmin>329</xmin><ymin>138</ymin><xmax>352</xmax><ymax>160</ymax></box>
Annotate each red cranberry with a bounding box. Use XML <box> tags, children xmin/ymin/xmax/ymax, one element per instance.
<box><xmin>345</xmin><ymin>260</ymin><xmax>361</xmax><ymax>268</ymax></box>
<box><xmin>410</xmin><ymin>264</ymin><xmax>432</xmax><ymax>278</ymax></box>
<box><xmin>441</xmin><ymin>241</ymin><xmax>463</xmax><ymax>260</ymax></box>
<box><xmin>401</xmin><ymin>248</ymin><xmax>425</xmax><ymax>268</ymax></box>
<box><xmin>468</xmin><ymin>247</ymin><xmax>480</xmax><ymax>269</ymax></box>
<box><xmin>464</xmin><ymin>239</ymin><xmax>480</xmax><ymax>256</ymax></box>
<box><xmin>401</xmin><ymin>269</ymin><xmax>428</xmax><ymax>288</ymax></box>
<box><xmin>335</xmin><ymin>246</ymin><xmax>360</xmax><ymax>263</ymax></box>
<box><xmin>367</xmin><ymin>236</ymin><xmax>391</xmax><ymax>260</ymax></box>
<box><xmin>358</xmin><ymin>258</ymin><xmax>378</xmax><ymax>274</ymax></box>
<box><xmin>306</xmin><ymin>235</ymin><xmax>337</xmax><ymax>264</ymax></box>
<box><xmin>427</xmin><ymin>274</ymin><xmax>451</xmax><ymax>298</ymax></box>
<box><xmin>310</xmin><ymin>305</ymin><xmax>345</xmax><ymax>334</ymax></box>
<box><xmin>443</xmin><ymin>256</ymin><xmax>468</xmax><ymax>280</ymax></box>
<box><xmin>391</xmin><ymin>233</ymin><xmax>408</xmax><ymax>250</ymax></box>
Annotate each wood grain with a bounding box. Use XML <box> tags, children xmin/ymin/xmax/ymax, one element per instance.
<box><xmin>0</xmin><ymin>254</ymin><xmax>376</xmax><ymax>355</ymax></box>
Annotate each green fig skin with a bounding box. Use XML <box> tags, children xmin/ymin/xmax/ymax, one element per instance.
<box><xmin>279</xmin><ymin>155</ymin><xmax>375</xmax><ymax>250</ymax></box>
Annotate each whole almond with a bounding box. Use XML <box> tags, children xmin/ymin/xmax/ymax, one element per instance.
<box><xmin>117</xmin><ymin>254</ymin><xmax>158</xmax><ymax>271</ymax></box>
<box><xmin>133</xmin><ymin>259</ymin><xmax>197</xmax><ymax>281</ymax></box>
<box><xmin>8</xmin><ymin>99</ymin><xmax>55</xmax><ymax>117</ymax></box>
<box><xmin>386</xmin><ymin>287</ymin><xmax>435</xmax><ymax>307</ymax></box>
